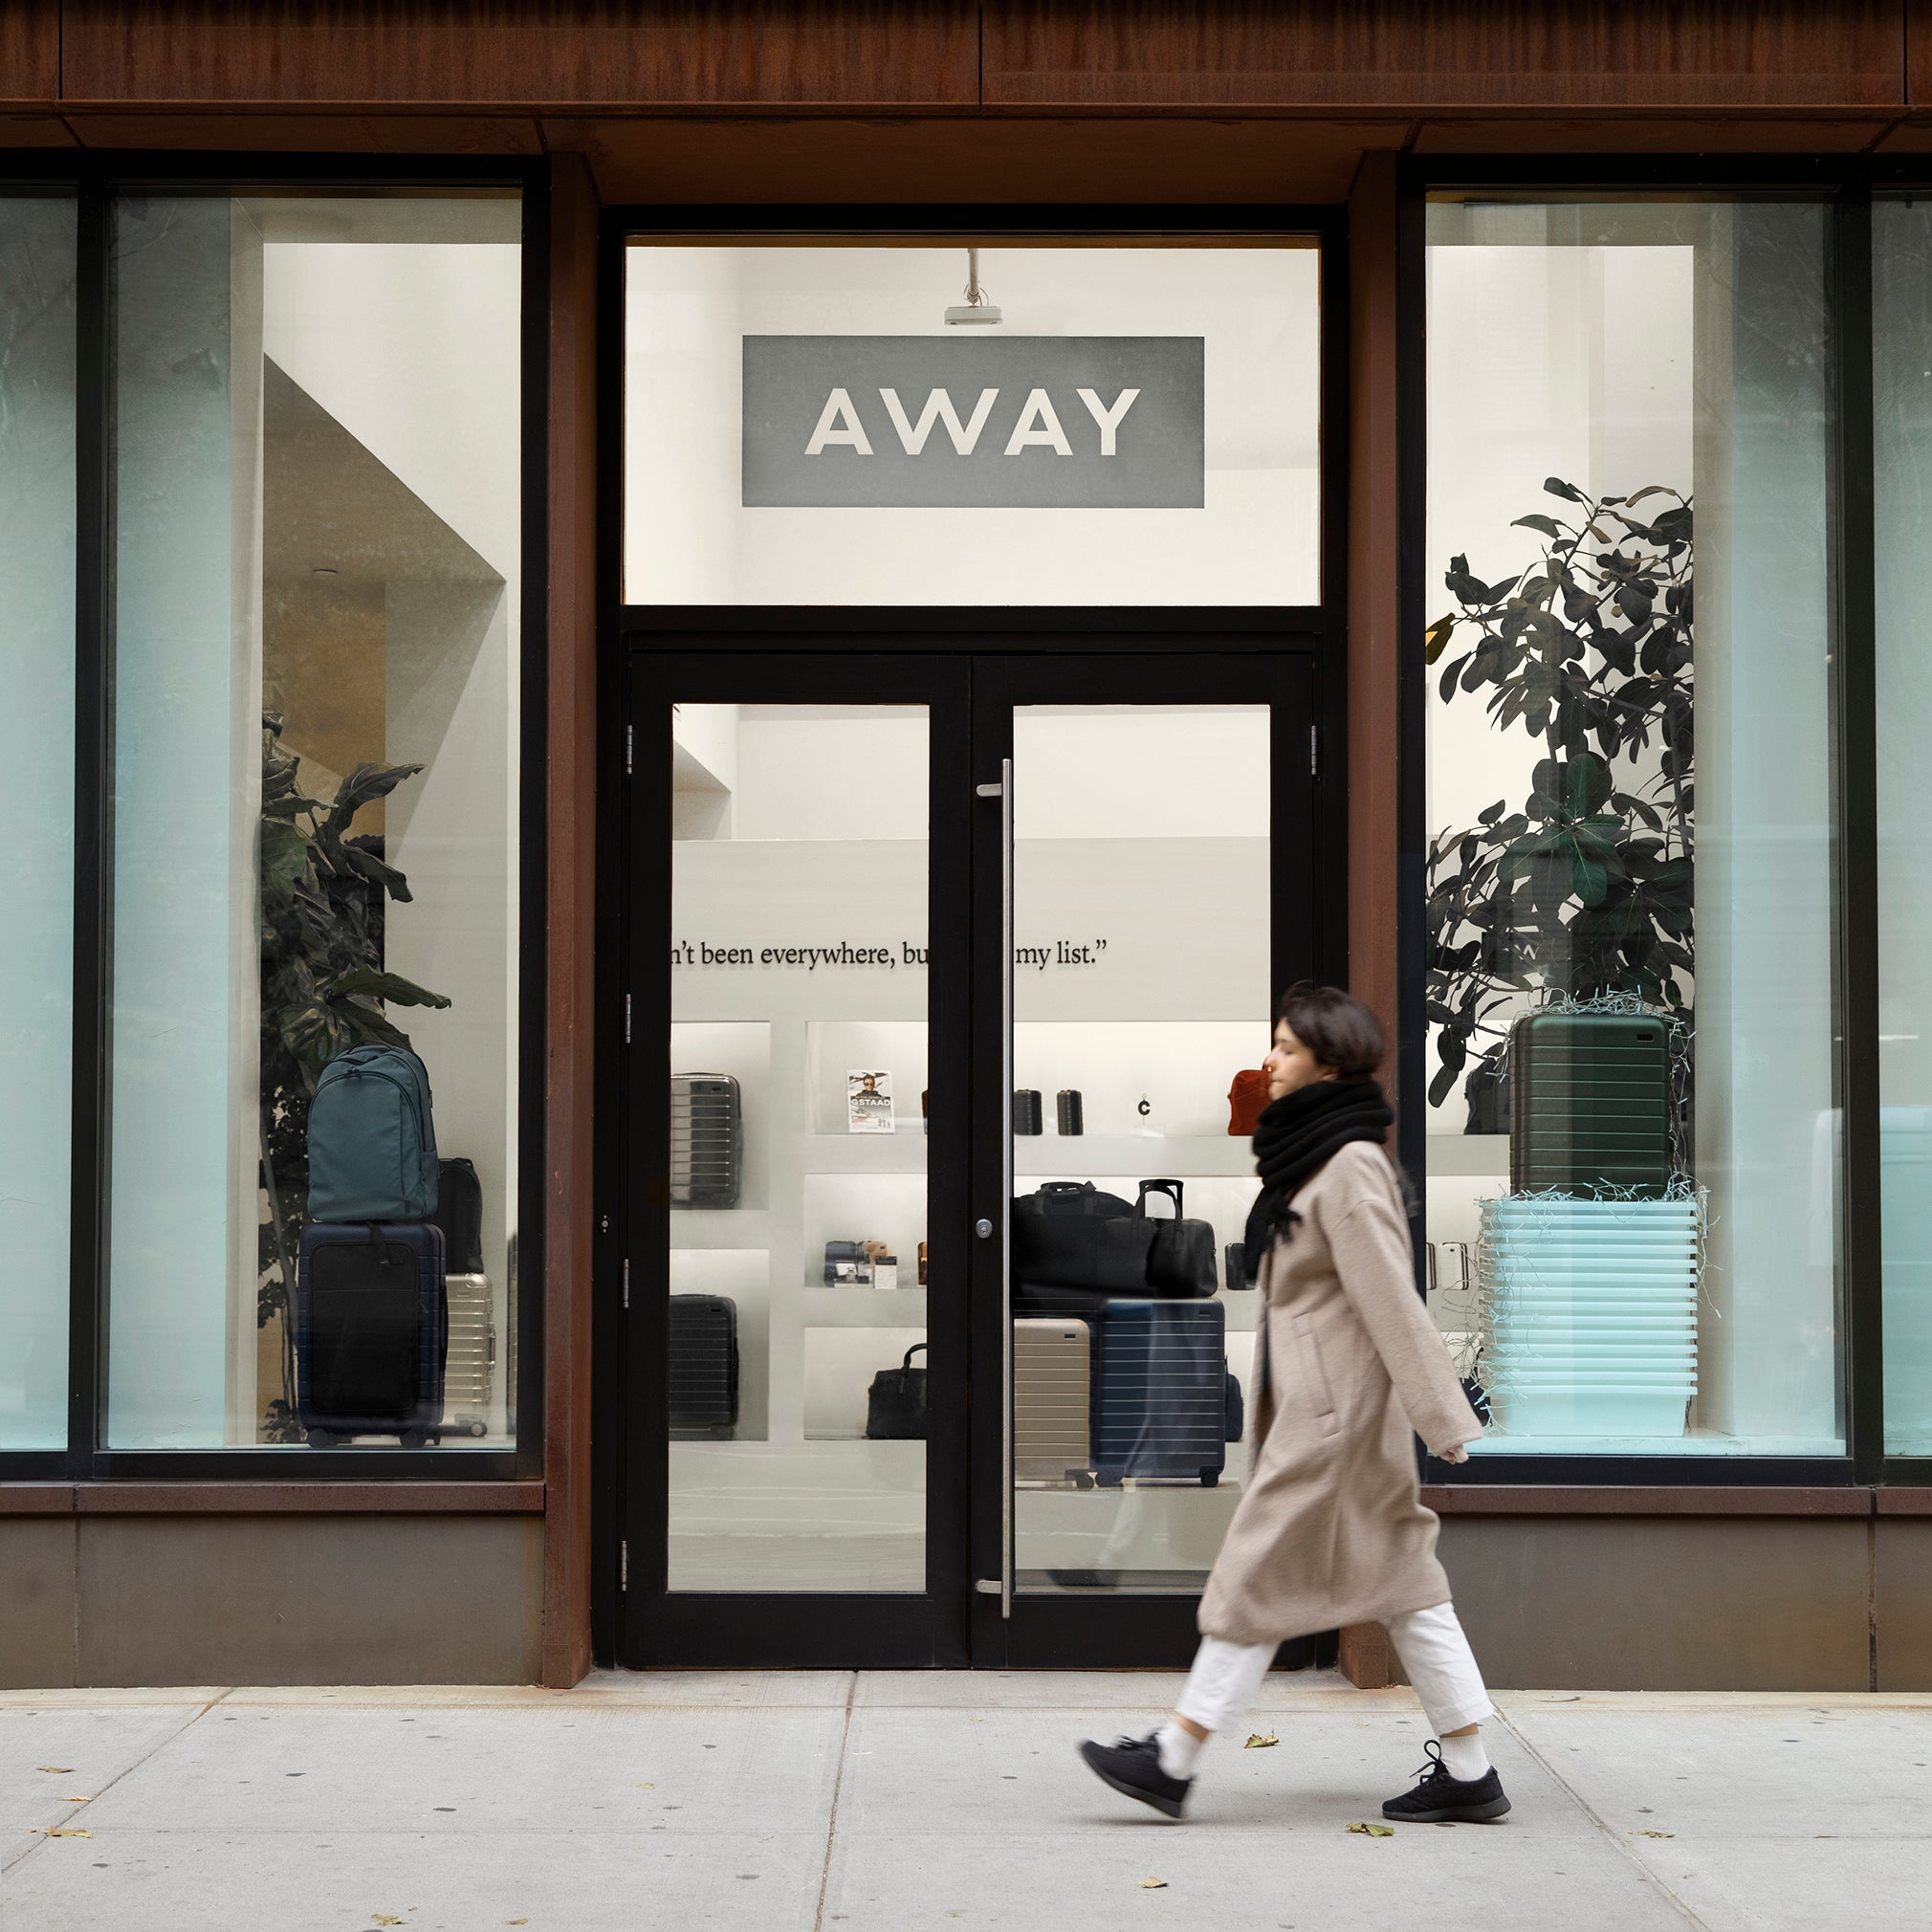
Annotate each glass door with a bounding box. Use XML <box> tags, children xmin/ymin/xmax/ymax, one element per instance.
<box><xmin>623</xmin><ymin>652</ymin><xmax>973</xmax><ymax>1667</ymax></box>
<box><xmin>969</xmin><ymin>654</ymin><xmax>1323</xmax><ymax>1667</ymax></box>
<box><xmin>620</xmin><ymin>646</ymin><xmax>1323</xmax><ymax>1668</ymax></box>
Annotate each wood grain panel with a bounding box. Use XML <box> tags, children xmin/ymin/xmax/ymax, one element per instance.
<box><xmin>1416</xmin><ymin>111</ymin><xmax>1901</xmax><ymax>151</ymax></box>
<box><xmin>0</xmin><ymin>0</ymin><xmax>58</xmax><ymax>105</ymax></box>
<box><xmin>550</xmin><ymin>114</ymin><xmax>1407</xmax><ymax>205</ymax></box>
<box><xmin>61</xmin><ymin>3</ymin><xmax>978</xmax><ymax>108</ymax></box>
<box><xmin>541</xmin><ymin>150</ymin><xmax>599</xmax><ymax>1694</ymax></box>
<box><xmin>0</xmin><ymin>116</ymin><xmax>77</xmax><ymax>145</ymax></box>
<box><xmin>985</xmin><ymin>2</ymin><xmax>1907</xmax><ymax>111</ymax></box>
<box><xmin>1911</xmin><ymin>0</ymin><xmax>1932</xmax><ymax>104</ymax></box>
<box><xmin>65</xmin><ymin>111</ymin><xmax>543</xmax><ymax>151</ymax></box>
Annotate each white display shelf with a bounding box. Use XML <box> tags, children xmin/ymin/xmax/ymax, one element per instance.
<box><xmin>669</xmin><ymin>1213</ymin><xmax>773</xmax><ymax>1251</ymax></box>
<box><xmin>1015</xmin><ymin>1133</ymin><xmax>1257</xmax><ymax>1178</ymax></box>
<box><xmin>800</xmin><ymin>1285</ymin><xmax>929</xmax><ymax>1328</ymax></box>
<box><xmin>802</xmin><ymin>1135</ymin><xmax>931</xmax><ymax>1175</ymax></box>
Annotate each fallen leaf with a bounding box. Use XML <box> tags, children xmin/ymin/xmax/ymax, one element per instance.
<box><xmin>374</xmin><ymin>1918</ymin><xmax>405</xmax><ymax>1927</ymax></box>
<box><xmin>46</xmin><ymin>1829</ymin><xmax>92</xmax><ymax>1839</ymax></box>
<box><xmin>1347</xmin><ymin>1822</ymin><xmax>1394</xmax><ymax>1838</ymax></box>
<box><xmin>1138</xmin><ymin>1877</ymin><xmax>1168</xmax><ymax>1889</ymax></box>
<box><xmin>508</xmin><ymin>1921</ymin><xmax>530</xmax><ymax>1927</ymax></box>
<box><xmin>63</xmin><ymin>1796</ymin><xmax>92</xmax><ymax>1803</ymax></box>
<box><xmin>36</xmin><ymin>1767</ymin><xmax>75</xmax><ymax>1775</ymax></box>
<box><xmin>1634</xmin><ymin>1830</ymin><xmax>1675</xmax><ymax>1839</ymax></box>
<box><xmin>637</xmin><ymin>1782</ymin><xmax>654</xmax><ymax>1789</ymax></box>
<box><xmin>1243</xmin><ymin>1732</ymin><xmax>1280</xmax><ymax>1749</ymax></box>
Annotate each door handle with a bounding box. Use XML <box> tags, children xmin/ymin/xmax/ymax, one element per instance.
<box><xmin>975</xmin><ymin>1218</ymin><xmax>993</xmax><ymax>1240</ymax></box>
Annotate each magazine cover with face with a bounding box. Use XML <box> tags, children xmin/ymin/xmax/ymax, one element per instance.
<box><xmin>846</xmin><ymin>1068</ymin><xmax>894</xmax><ymax>1134</ymax></box>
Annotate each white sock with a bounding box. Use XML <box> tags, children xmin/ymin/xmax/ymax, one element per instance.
<box><xmin>1154</xmin><ymin>1721</ymin><xmax>1203</xmax><ymax>1779</ymax></box>
<box><xmin>1438</xmin><ymin>1730</ymin><xmax>1490</xmax><ymax>1781</ymax></box>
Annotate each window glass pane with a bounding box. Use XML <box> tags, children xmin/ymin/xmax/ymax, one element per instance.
<box><xmin>1876</xmin><ymin>197</ymin><xmax>1932</xmax><ymax>1457</ymax></box>
<box><xmin>1424</xmin><ymin>200</ymin><xmax>1841</xmax><ymax>1457</ymax></box>
<box><xmin>0</xmin><ymin>194</ymin><xmax>77</xmax><ymax>1449</ymax></box>
<box><xmin>106</xmin><ymin>191</ymin><xmax>522</xmax><ymax>1449</ymax></box>
<box><xmin>669</xmin><ymin>704</ymin><xmax>929</xmax><ymax>1592</ymax></box>
<box><xmin>1012</xmin><ymin>705</ymin><xmax>1271</xmax><ymax>1592</ymax></box>
<box><xmin>625</xmin><ymin>243</ymin><xmax>1320</xmax><ymax>605</ymax></box>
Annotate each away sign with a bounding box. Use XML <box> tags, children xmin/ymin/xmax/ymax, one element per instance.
<box><xmin>742</xmin><ymin>335</ymin><xmax>1204</xmax><ymax>510</ymax></box>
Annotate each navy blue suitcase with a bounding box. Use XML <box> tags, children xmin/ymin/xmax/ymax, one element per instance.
<box><xmin>296</xmin><ymin>1222</ymin><xmax>448</xmax><ymax>1445</ymax></box>
<box><xmin>1088</xmin><ymin>1300</ymin><xmax>1230</xmax><ymax>1488</ymax></box>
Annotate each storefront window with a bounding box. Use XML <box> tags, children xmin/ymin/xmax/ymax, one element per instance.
<box><xmin>0</xmin><ymin>194</ymin><xmax>77</xmax><ymax>1450</ymax></box>
<box><xmin>625</xmin><ymin>242</ymin><xmax>1320</xmax><ymax>605</ymax></box>
<box><xmin>1423</xmin><ymin>198</ymin><xmax>1842</xmax><ymax>1457</ymax></box>
<box><xmin>1875</xmin><ymin>195</ymin><xmax>1932</xmax><ymax>1459</ymax></box>
<box><xmin>105</xmin><ymin>191</ymin><xmax>523</xmax><ymax>1449</ymax></box>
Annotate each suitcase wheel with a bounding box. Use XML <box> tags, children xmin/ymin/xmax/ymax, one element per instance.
<box><xmin>1068</xmin><ymin>1470</ymin><xmax>1095</xmax><ymax>1490</ymax></box>
<box><xmin>305</xmin><ymin>1427</ymin><xmax>338</xmax><ymax>1449</ymax></box>
<box><xmin>402</xmin><ymin>1428</ymin><xmax>439</xmax><ymax>1449</ymax></box>
<box><xmin>1199</xmin><ymin>1470</ymin><xmax>1219</xmax><ymax>1488</ymax></box>
<box><xmin>1096</xmin><ymin>1467</ymin><xmax>1123</xmax><ymax>1489</ymax></box>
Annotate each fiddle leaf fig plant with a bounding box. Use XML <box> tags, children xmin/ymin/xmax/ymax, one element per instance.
<box><xmin>256</xmin><ymin>711</ymin><xmax>450</xmax><ymax>1437</ymax></box>
<box><xmin>1424</xmin><ymin>479</ymin><xmax>1694</xmax><ymax>1127</ymax></box>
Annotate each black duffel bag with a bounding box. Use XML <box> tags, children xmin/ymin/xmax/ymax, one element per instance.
<box><xmin>1011</xmin><ymin>1178</ymin><xmax>1217</xmax><ymax>1300</ymax></box>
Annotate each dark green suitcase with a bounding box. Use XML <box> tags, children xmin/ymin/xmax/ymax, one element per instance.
<box><xmin>1508</xmin><ymin>1012</ymin><xmax>1673</xmax><ymax>1196</ymax></box>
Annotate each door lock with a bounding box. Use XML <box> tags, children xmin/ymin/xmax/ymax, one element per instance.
<box><xmin>975</xmin><ymin>1218</ymin><xmax>994</xmax><ymax>1240</ymax></box>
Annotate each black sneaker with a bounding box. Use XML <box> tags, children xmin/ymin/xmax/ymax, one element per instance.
<box><xmin>1381</xmin><ymin>1740</ymin><xmax>1511</xmax><ymax>1824</ymax></box>
<box><xmin>1078</xmin><ymin>1732</ymin><xmax>1191</xmax><ymax>1819</ymax></box>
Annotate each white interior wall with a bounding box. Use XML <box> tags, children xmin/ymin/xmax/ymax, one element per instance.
<box><xmin>626</xmin><ymin>245</ymin><xmax>1320</xmax><ymax>605</ymax></box>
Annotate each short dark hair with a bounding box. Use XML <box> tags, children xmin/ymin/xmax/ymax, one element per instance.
<box><xmin>1275</xmin><ymin>981</ymin><xmax>1385</xmax><ymax>1079</ymax></box>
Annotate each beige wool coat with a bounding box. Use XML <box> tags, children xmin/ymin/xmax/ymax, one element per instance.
<box><xmin>1197</xmin><ymin>1139</ymin><xmax>1482</xmax><ymax>1646</ymax></box>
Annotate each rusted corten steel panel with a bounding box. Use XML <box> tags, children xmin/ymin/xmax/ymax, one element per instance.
<box><xmin>983</xmin><ymin>1</ymin><xmax>1908</xmax><ymax>111</ymax></box>
<box><xmin>59</xmin><ymin>1</ymin><xmax>981</xmax><ymax>108</ymax></box>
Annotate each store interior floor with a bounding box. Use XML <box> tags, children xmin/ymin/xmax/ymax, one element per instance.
<box><xmin>3</xmin><ymin>1672</ymin><xmax>1927</xmax><ymax>1930</ymax></box>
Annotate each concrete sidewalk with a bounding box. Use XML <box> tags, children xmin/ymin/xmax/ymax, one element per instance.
<box><xmin>2</xmin><ymin>1672</ymin><xmax>1927</xmax><ymax>1932</ymax></box>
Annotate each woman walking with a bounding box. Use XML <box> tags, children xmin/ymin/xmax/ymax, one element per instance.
<box><xmin>1079</xmin><ymin>983</ymin><xmax>1506</xmax><ymax>1825</ymax></box>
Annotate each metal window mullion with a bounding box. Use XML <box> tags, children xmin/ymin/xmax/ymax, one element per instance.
<box><xmin>1832</xmin><ymin>186</ymin><xmax>1884</xmax><ymax>1486</ymax></box>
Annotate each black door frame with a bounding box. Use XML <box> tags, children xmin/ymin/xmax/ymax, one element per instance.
<box><xmin>615</xmin><ymin>633</ymin><xmax>1338</xmax><ymax>1669</ymax></box>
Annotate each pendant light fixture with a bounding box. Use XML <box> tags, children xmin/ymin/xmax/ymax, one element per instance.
<box><xmin>944</xmin><ymin>246</ymin><xmax>1001</xmax><ymax>325</ymax></box>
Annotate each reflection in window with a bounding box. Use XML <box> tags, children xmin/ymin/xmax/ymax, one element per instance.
<box><xmin>1424</xmin><ymin>200</ymin><xmax>1840</xmax><ymax>1457</ymax></box>
<box><xmin>106</xmin><ymin>193</ymin><xmax>522</xmax><ymax>1448</ymax></box>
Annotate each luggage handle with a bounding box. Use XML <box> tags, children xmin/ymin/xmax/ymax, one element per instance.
<box><xmin>1038</xmin><ymin>1181</ymin><xmax>1093</xmax><ymax>1200</ymax></box>
<box><xmin>1136</xmin><ymin>1178</ymin><xmax>1185</xmax><ymax>1220</ymax></box>
<box><xmin>902</xmin><ymin>1343</ymin><xmax>928</xmax><ymax>1371</ymax></box>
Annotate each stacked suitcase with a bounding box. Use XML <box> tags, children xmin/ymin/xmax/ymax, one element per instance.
<box><xmin>1088</xmin><ymin>1300</ymin><xmax>1231</xmax><ymax>1488</ymax></box>
<box><xmin>670</xmin><ymin>1073</ymin><xmax>743</xmax><ymax>1209</ymax></box>
<box><xmin>296</xmin><ymin>1221</ymin><xmax>449</xmax><ymax>1447</ymax></box>
<box><xmin>1510</xmin><ymin>1012</ymin><xmax>1673</xmax><ymax>1196</ymax></box>
<box><xmin>1014</xmin><ymin>1318</ymin><xmax>1093</xmax><ymax>1485</ymax></box>
<box><xmin>670</xmin><ymin>1293</ymin><xmax>740</xmax><ymax>1438</ymax></box>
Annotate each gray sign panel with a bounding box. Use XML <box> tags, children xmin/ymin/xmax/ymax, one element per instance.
<box><xmin>742</xmin><ymin>335</ymin><xmax>1204</xmax><ymax>509</ymax></box>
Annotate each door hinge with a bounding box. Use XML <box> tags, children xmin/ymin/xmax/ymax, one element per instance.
<box><xmin>623</xmin><ymin>1258</ymin><xmax>630</xmax><ymax>1310</ymax></box>
<box><xmin>621</xmin><ymin>1540</ymin><xmax>629</xmax><ymax>1591</ymax></box>
<box><xmin>625</xmin><ymin>992</ymin><xmax>632</xmax><ymax>1044</ymax></box>
<box><xmin>626</xmin><ymin>723</ymin><xmax>634</xmax><ymax>776</ymax></box>
<box><xmin>1309</xmin><ymin>724</ymin><xmax>1320</xmax><ymax>779</ymax></box>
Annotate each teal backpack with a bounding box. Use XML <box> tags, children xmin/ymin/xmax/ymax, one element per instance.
<box><xmin>306</xmin><ymin>1043</ymin><xmax>440</xmax><ymax>1222</ymax></box>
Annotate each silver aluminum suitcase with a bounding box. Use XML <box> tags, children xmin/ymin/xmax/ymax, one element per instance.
<box><xmin>1014</xmin><ymin>1317</ymin><xmax>1092</xmax><ymax>1485</ymax></box>
<box><xmin>670</xmin><ymin>1072</ymin><xmax>742</xmax><ymax>1209</ymax></box>
<box><xmin>441</xmin><ymin>1272</ymin><xmax>495</xmax><ymax>1438</ymax></box>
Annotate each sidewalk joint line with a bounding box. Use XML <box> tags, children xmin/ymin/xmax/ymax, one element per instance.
<box><xmin>810</xmin><ymin>1672</ymin><xmax>858</xmax><ymax>1932</ymax></box>
<box><xmin>0</xmin><ymin>1688</ymin><xmax>229</xmax><ymax>1877</ymax></box>
<box><xmin>1492</xmin><ymin>1703</ymin><xmax>1712</xmax><ymax>1932</ymax></box>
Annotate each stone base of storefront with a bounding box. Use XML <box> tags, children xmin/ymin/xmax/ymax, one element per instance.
<box><xmin>0</xmin><ymin>1489</ymin><xmax>544</xmax><ymax>1688</ymax></box>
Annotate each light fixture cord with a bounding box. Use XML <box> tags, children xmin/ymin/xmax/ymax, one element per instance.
<box><xmin>964</xmin><ymin>246</ymin><xmax>987</xmax><ymax>308</ymax></box>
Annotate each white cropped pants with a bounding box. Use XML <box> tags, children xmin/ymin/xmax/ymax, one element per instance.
<box><xmin>1174</xmin><ymin>1602</ymin><xmax>1493</xmax><ymax>1739</ymax></box>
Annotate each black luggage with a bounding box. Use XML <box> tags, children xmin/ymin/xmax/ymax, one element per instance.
<box><xmin>669</xmin><ymin>1293</ymin><xmax>738</xmax><ymax>1438</ymax></box>
<box><xmin>1509</xmin><ymin>1011</ymin><xmax>1673</xmax><ymax>1196</ymax></box>
<box><xmin>429</xmin><ymin>1155</ymin><xmax>485</xmax><ymax>1275</ymax></box>
<box><xmin>1013</xmin><ymin>1181</ymin><xmax>1155</xmax><ymax>1293</ymax></box>
<box><xmin>296</xmin><ymin>1221</ymin><xmax>448</xmax><ymax>1445</ymax></box>
<box><xmin>670</xmin><ymin>1073</ymin><xmax>742</xmax><ymax>1209</ymax></box>
<box><xmin>1136</xmin><ymin>1179</ymin><xmax>1218</xmax><ymax>1297</ymax></box>
<box><xmin>1088</xmin><ymin>1300</ymin><xmax>1230</xmax><ymax>1488</ymax></box>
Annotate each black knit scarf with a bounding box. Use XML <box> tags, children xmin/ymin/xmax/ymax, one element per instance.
<box><xmin>1242</xmin><ymin>1076</ymin><xmax>1394</xmax><ymax>1275</ymax></box>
